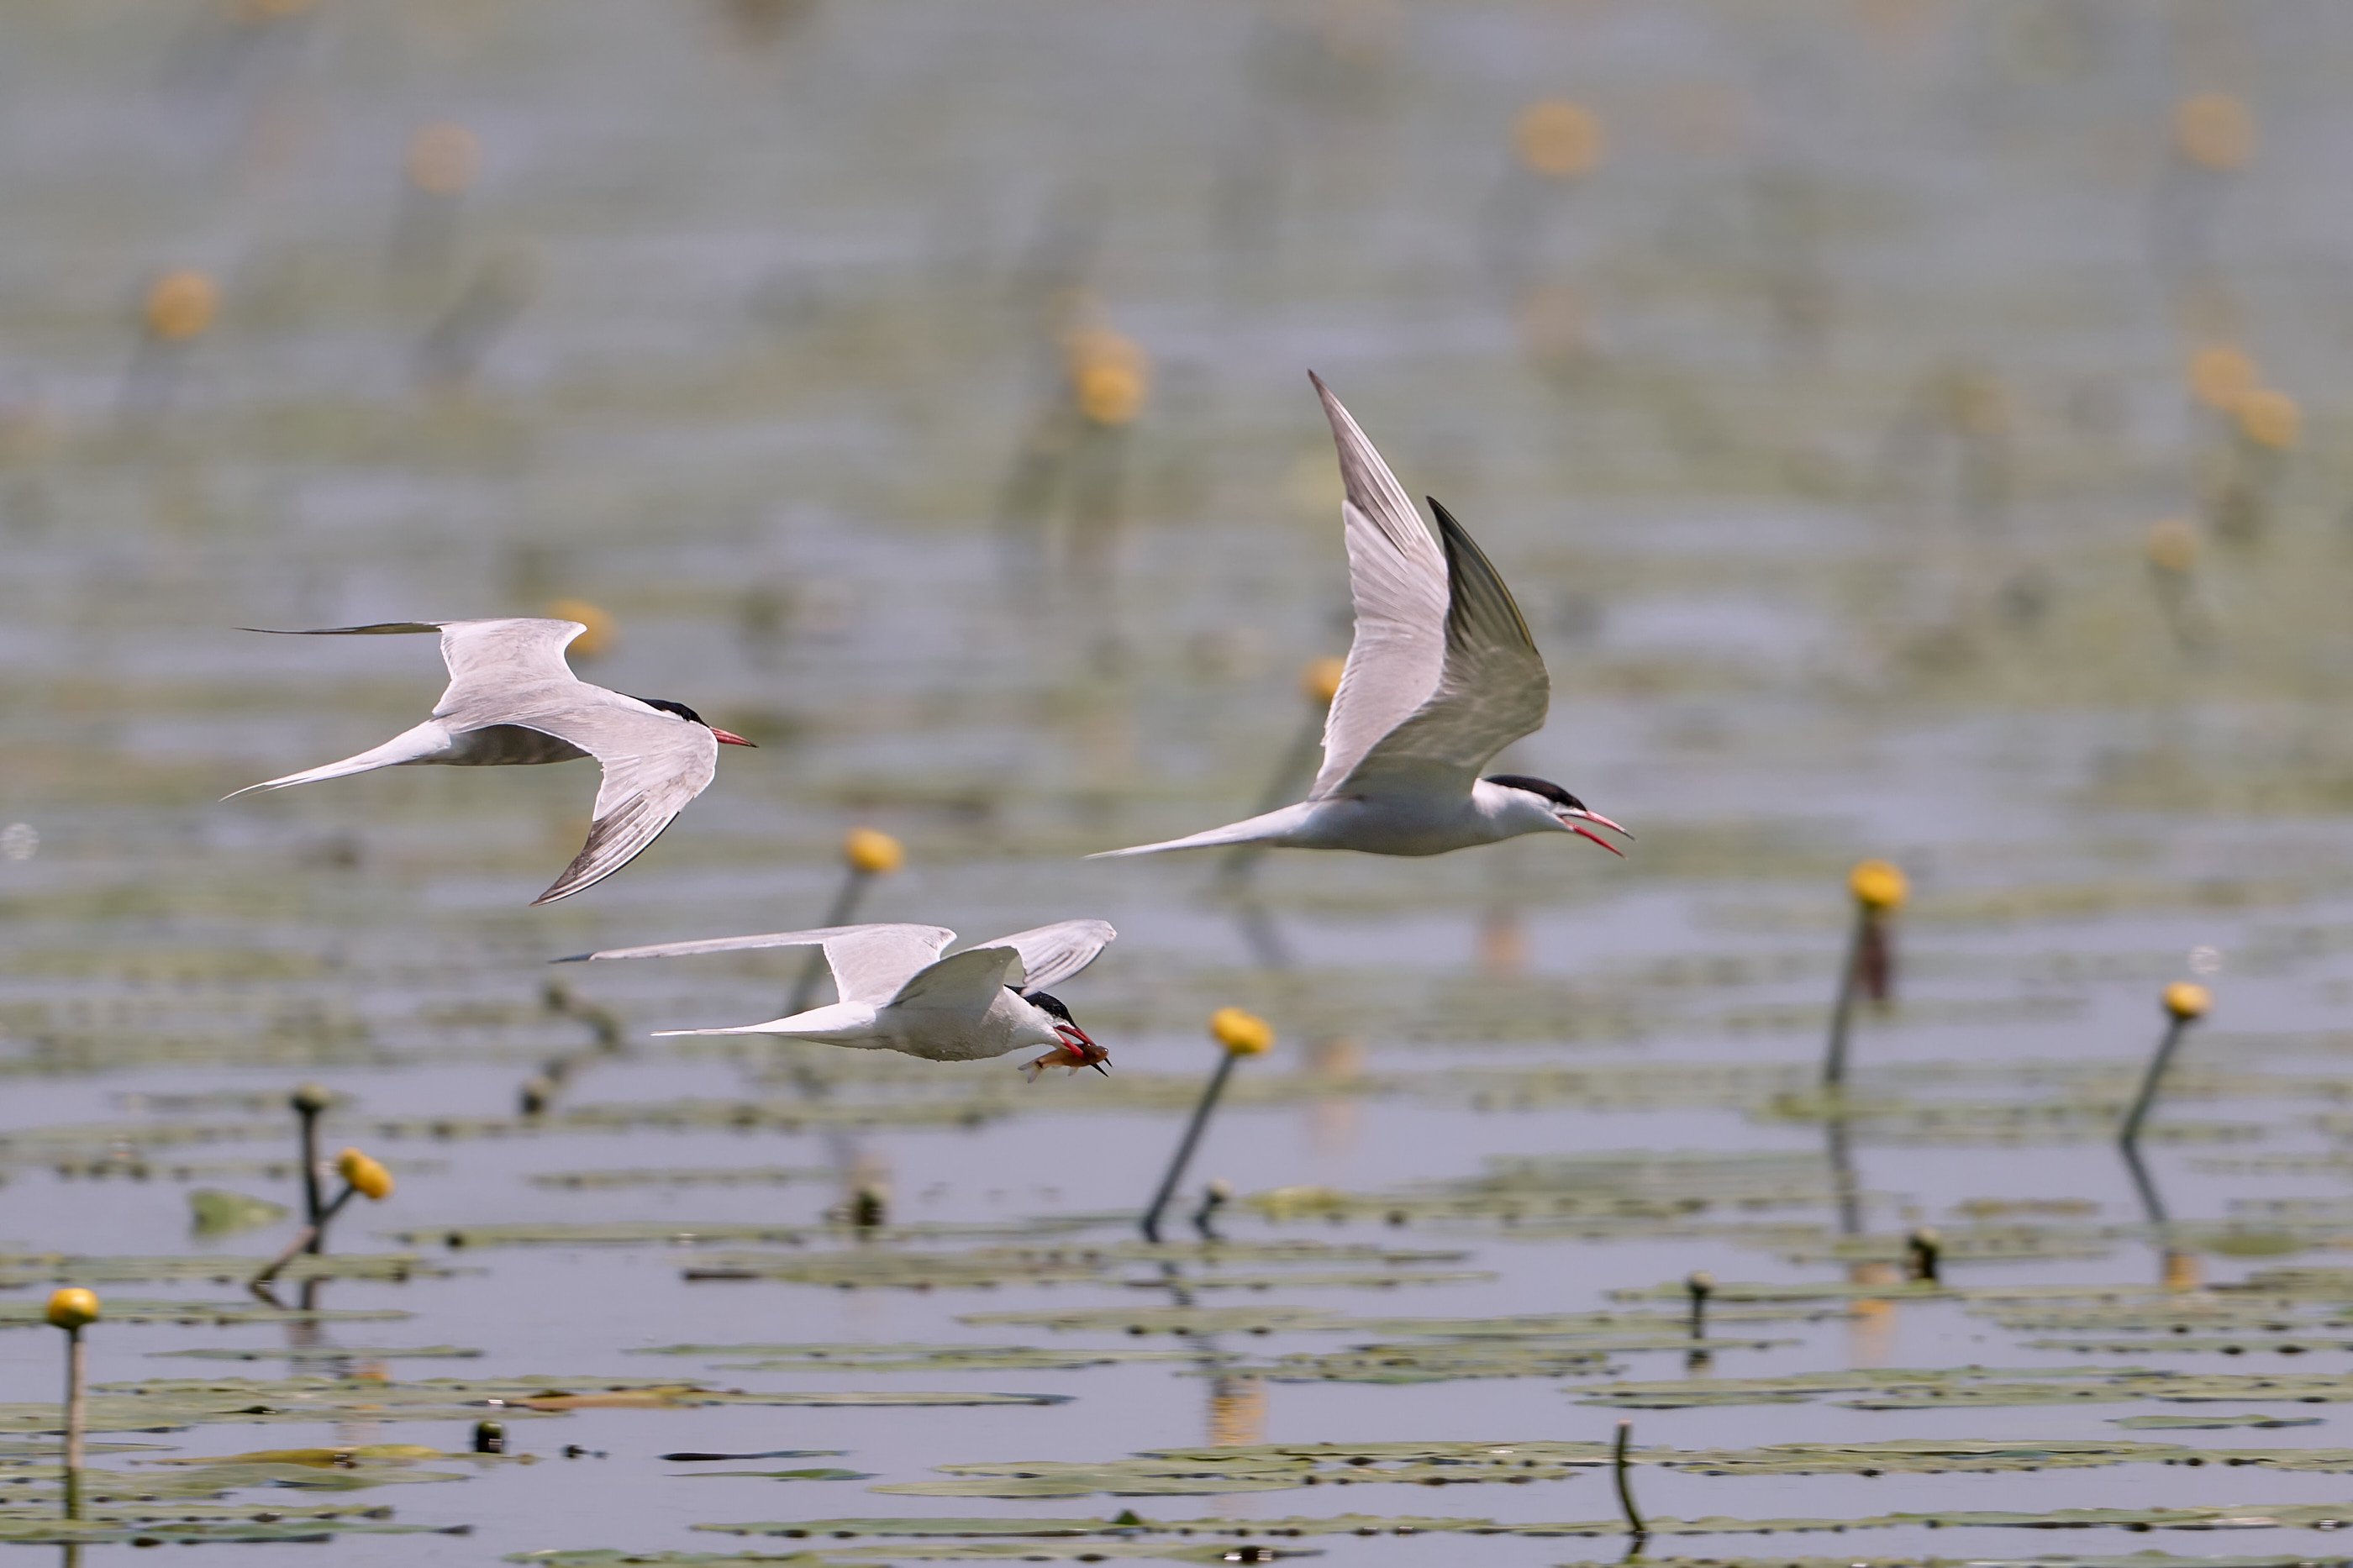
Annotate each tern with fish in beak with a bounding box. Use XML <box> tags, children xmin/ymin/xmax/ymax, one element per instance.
<box><xmin>1092</xmin><ymin>374</ymin><xmax>1627</xmax><ymax>863</ymax></box>
<box><xmin>557</xmin><ymin>920</ymin><xmax>1115</xmax><ymax>1079</ymax></box>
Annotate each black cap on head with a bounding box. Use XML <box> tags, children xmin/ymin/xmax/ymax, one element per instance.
<box><xmin>1025</xmin><ymin>992</ymin><xmax>1074</xmax><ymax>1022</ymax></box>
<box><xmin>1484</xmin><ymin>773</ymin><xmax>1591</xmax><ymax>813</ymax></box>
<box><xmin>631</xmin><ymin>697</ymin><xmax>708</xmax><ymax>726</ymax></box>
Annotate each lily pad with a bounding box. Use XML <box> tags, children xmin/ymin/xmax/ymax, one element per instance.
<box><xmin>529</xmin><ymin>1165</ymin><xmax>834</xmax><ymax>1189</ymax></box>
<box><xmin>960</xmin><ymin>1305</ymin><xmax>1347</xmax><ymax>1336</ymax></box>
<box><xmin>0</xmin><ymin>1297</ymin><xmax>411</xmax><ymax>1327</ymax></box>
<box><xmin>1573</xmin><ymin>1362</ymin><xmax>2353</xmax><ymax>1409</ymax></box>
<box><xmin>1213</xmin><ymin>1334</ymin><xmax>1773</xmax><ymax>1384</ymax></box>
<box><xmin>0</xmin><ymin>1373</ymin><xmax>1066</xmax><ymax>1433</ymax></box>
<box><xmin>641</xmin><ymin>1344</ymin><xmax>1198</xmax><ymax>1374</ymax></box>
<box><xmin>188</xmin><ymin>1188</ymin><xmax>291</xmax><ymax>1236</ymax></box>
<box><xmin>0</xmin><ymin>1251</ymin><xmax>454</xmax><ymax>1286</ymax></box>
<box><xmin>2112</xmin><ymin>1413</ymin><xmax>2326</xmax><ymax>1429</ymax></box>
<box><xmin>152</xmin><ymin>1344</ymin><xmax>484</xmax><ymax>1362</ymax></box>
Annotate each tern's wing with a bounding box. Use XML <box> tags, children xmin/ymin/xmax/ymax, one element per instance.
<box><xmin>560</xmin><ymin>923</ymin><xmax>956</xmax><ymax>1003</ymax></box>
<box><xmin>1330</xmin><ymin>498</ymin><xmax>1550</xmax><ymax>803</ymax></box>
<box><xmin>517</xmin><ymin>701</ymin><xmax>719</xmax><ymax>904</ymax></box>
<box><xmin>888</xmin><ymin>945</ymin><xmax>1024</xmax><ymax>1015</ymax></box>
<box><xmin>240</xmin><ymin>618</ymin><xmax>589</xmax><ymax>732</ymax></box>
<box><xmin>1304</xmin><ymin>373</ymin><xmax>1452</xmax><ymax>802</ymax></box>
<box><xmin>976</xmin><ymin>919</ymin><xmax>1116</xmax><ymax>993</ymax></box>
<box><xmin>428</xmin><ymin>619</ymin><xmax>590</xmax><ymax>725</ymax></box>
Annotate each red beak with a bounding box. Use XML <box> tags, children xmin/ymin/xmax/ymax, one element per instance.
<box><xmin>709</xmin><ymin>727</ymin><xmax>756</xmax><ymax>747</ymax></box>
<box><xmin>1566</xmin><ymin>807</ymin><xmax>1629</xmax><ymax>855</ymax></box>
<box><xmin>1571</xmin><ymin>825</ymin><xmax>1625</xmax><ymax>858</ymax></box>
<box><xmin>1057</xmin><ymin>1023</ymin><xmax>1109</xmax><ymax>1075</ymax></box>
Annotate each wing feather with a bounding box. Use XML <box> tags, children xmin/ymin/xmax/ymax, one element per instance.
<box><xmin>527</xmin><ymin>711</ymin><xmax>719</xmax><ymax>903</ymax></box>
<box><xmin>1331</xmin><ymin>498</ymin><xmax>1550</xmax><ymax>802</ymax></box>
<box><xmin>889</xmin><ymin>946</ymin><xmax>1024</xmax><ymax>1015</ymax></box>
<box><xmin>1305</xmin><ymin>374</ymin><xmax>1452</xmax><ymax>801</ymax></box>
<box><xmin>560</xmin><ymin>923</ymin><xmax>954</xmax><ymax>1004</ymax></box>
<box><xmin>977</xmin><ymin>919</ymin><xmax>1116</xmax><ymax>993</ymax></box>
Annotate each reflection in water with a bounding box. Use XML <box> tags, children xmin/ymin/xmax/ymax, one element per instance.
<box><xmin>1304</xmin><ymin>1036</ymin><xmax>1364</xmax><ymax>1158</ymax></box>
<box><xmin>1143</xmin><ymin>1261</ymin><xmax>1267</xmax><ymax>1450</ymax></box>
<box><xmin>1192</xmin><ymin>1177</ymin><xmax>1231</xmax><ymax>1241</ymax></box>
<box><xmin>1684</xmin><ymin>1271</ymin><xmax>1713</xmax><ymax>1376</ymax></box>
<box><xmin>1845</xmin><ymin>1264</ymin><xmax>1901</xmax><ymax>1369</ymax></box>
<box><xmin>1477</xmin><ymin>904</ymin><xmax>1526</xmax><ymax>980</ymax></box>
<box><xmin>844</xmin><ymin>1148</ymin><xmax>892</xmax><ymax>1231</ymax></box>
<box><xmin>2121</xmin><ymin>1138</ymin><xmax>2204</xmax><ymax>1291</ymax></box>
<box><xmin>1208</xmin><ymin>1374</ymin><xmax>1267</xmax><ymax>1447</ymax></box>
<box><xmin>1824</xmin><ymin>1108</ymin><xmax>1862</xmax><ymax>1239</ymax></box>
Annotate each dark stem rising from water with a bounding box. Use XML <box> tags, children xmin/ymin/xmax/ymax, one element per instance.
<box><xmin>2119</xmin><ymin>1014</ymin><xmax>2193</xmax><ymax>1150</ymax></box>
<box><xmin>1140</xmin><ymin>1050</ymin><xmax>1240</xmax><ymax>1244</ymax></box>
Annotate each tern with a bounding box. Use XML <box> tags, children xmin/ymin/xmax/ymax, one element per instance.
<box><xmin>559</xmin><ymin>918</ymin><xmax>1116</xmax><ymax>1079</ymax></box>
<box><xmin>225</xmin><ymin>618</ymin><xmax>754</xmax><ymax>905</ymax></box>
<box><xmin>1092</xmin><ymin>374</ymin><xmax>1627</xmax><ymax>862</ymax></box>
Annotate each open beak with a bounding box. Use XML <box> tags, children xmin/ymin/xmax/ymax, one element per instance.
<box><xmin>709</xmin><ymin>727</ymin><xmax>756</xmax><ymax>748</ymax></box>
<box><xmin>1565</xmin><ymin>807</ymin><xmax>1629</xmax><ymax>857</ymax></box>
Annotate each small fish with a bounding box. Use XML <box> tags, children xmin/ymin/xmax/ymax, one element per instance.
<box><xmin>1020</xmin><ymin>1039</ymin><xmax>1111</xmax><ymax>1083</ymax></box>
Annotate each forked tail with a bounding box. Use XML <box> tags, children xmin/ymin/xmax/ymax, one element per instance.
<box><xmin>220</xmin><ymin>723</ymin><xmax>452</xmax><ymax>801</ymax></box>
<box><xmin>1085</xmin><ymin>804</ymin><xmax>1311</xmax><ymax>859</ymax></box>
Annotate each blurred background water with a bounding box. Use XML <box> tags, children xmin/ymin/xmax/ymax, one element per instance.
<box><xmin>9</xmin><ymin>2</ymin><xmax>2353</xmax><ymax>1563</ymax></box>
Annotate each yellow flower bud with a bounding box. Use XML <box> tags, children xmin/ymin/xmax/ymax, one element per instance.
<box><xmin>1849</xmin><ymin>860</ymin><xmax>1908</xmax><ymax>912</ymax></box>
<box><xmin>406</xmin><ymin>122</ymin><xmax>482</xmax><ymax>197</ymax></box>
<box><xmin>1302</xmin><ymin>656</ymin><xmax>1346</xmax><ymax>706</ymax></box>
<box><xmin>45</xmin><ymin>1288</ymin><xmax>98</xmax><ymax>1331</ymax></box>
<box><xmin>336</xmin><ymin>1148</ymin><xmax>395</xmax><ymax>1202</ymax></box>
<box><xmin>2145</xmin><ymin>518</ymin><xmax>2198</xmax><ymax>575</ymax></box>
<box><xmin>1074</xmin><ymin>361</ymin><xmax>1148</xmax><ymax>427</ymax></box>
<box><xmin>2233</xmin><ymin>388</ymin><xmax>2300</xmax><ymax>451</ymax></box>
<box><xmin>1514</xmin><ymin>99</ymin><xmax>1605</xmax><ymax>179</ymax></box>
<box><xmin>2187</xmin><ymin>345</ymin><xmax>2259</xmax><ymax>410</ymax></box>
<box><xmin>144</xmin><ymin>271</ymin><xmax>217</xmax><ymax>343</ymax></box>
<box><xmin>2162</xmin><ymin>981</ymin><xmax>2211</xmax><ymax>1022</ymax></box>
<box><xmin>2175</xmin><ymin>92</ymin><xmax>2254</xmax><ymax>172</ymax></box>
<box><xmin>545</xmin><ymin>599</ymin><xmax>615</xmax><ymax>660</ymax></box>
<box><xmin>1062</xmin><ymin>326</ymin><xmax>1151</xmax><ymax>427</ymax></box>
<box><xmin>844</xmin><ymin>827</ymin><xmax>903</xmax><ymax>876</ymax></box>
<box><xmin>1209</xmin><ymin>1007</ymin><xmax>1274</xmax><ymax>1057</ymax></box>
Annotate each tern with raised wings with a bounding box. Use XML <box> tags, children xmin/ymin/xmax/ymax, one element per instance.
<box><xmin>1092</xmin><ymin>374</ymin><xmax>1626</xmax><ymax>862</ymax></box>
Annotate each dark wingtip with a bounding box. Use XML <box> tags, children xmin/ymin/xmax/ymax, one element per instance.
<box><xmin>550</xmin><ymin>952</ymin><xmax>593</xmax><ymax>964</ymax></box>
<box><xmin>240</xmin><ymin>622</ymin><xmax>444</xmax><ymax>637</ymax></box>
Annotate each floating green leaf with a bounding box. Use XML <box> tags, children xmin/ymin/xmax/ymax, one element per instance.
<box><xmin>680</xmin><ymin>1470</ymin><xmax>875</xmax><ymax>1482</ymax></box>
<box><xmin>528</xmin><ymin>1165</ymin><xmax>834</xmax><ymax>1189</ymax></box>
<box><xmin>640</xmin><ymin>1344</ymin><xmax>1198</xmax><ymax>1374</ymax></box>
<box><xmin>959</xmin><ymin>1306</ymin><xmax>1346</xmax><ymax>1336</ymax></box>
<box><xmin>0</xmin><ymin>1297</ymin><xmax>409</xmax><ymax>1328</ymax></box>
<box><xmin>2112</xmin><ymin>1413</ymin><xmax>2325</xmax><ymax>1429</ymax></box>
<box><xmin>0</xmin><ymin>1252</ymin><xmax>453</xmax><ymax>1286</ymax></box>
<box><xmin>152</xmin><ymin>1344</ymin><xmax>483</xmax><ymax>1362</ymax></box>
<box><xmin>187</xmin><ymin>1187</ymin><xmax>291</xmax><ymax>1236</ymax></box>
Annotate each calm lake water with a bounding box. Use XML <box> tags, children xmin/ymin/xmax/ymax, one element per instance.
<box><xmin>7</xmin><ymin>3</ymin><xmax>2353</xmax><ymax>1563</ymax></box>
